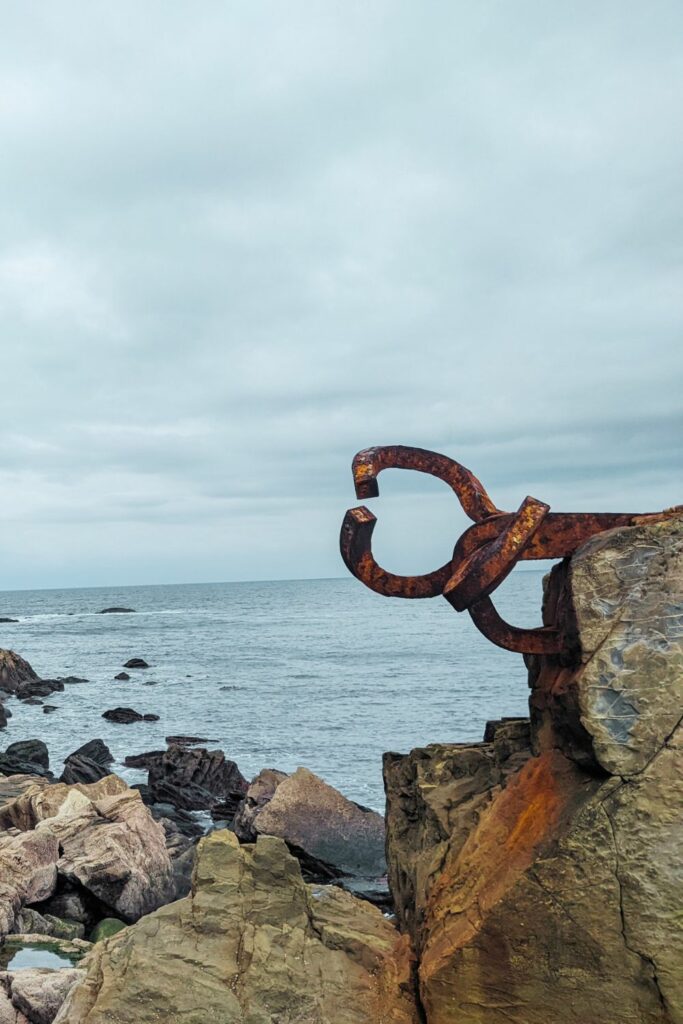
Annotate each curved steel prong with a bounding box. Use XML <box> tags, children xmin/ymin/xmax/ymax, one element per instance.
<box><xmin>340</xmin><ymin>507</ymin><xmax>454</xmax><ymax>598</ymax></box>
<box><xmin>352</xmin><ymin>446</ymin><xmax>502</xmax><ymax>522</ymax></box>
<box><xmin>467</xmin><ymin>596</ymin><xmax>562</xmax><ymax>654</ymax></box>
<box><xmin>444</xmin><ymin>496</ymin><xmax>550</xmax><ymax>612</ymax></box>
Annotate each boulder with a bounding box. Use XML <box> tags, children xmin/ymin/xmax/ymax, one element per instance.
<box><xmin>384</xmin><ymin>516</ymin><xmax>683</xmax><ymax>1024</ymax></box>
<box><xmin>147</xmin><ymin>745</ymin><xmax>247</xmax><ymax>816</ymax></box>
<box><xmin>0</xmin><ymin>652</ymin><xmax>39</xmax><ymax>695</ymax></box>
<box><xmin>89</xmin><ymin>919</ymin><xmax>125</xmax><ymax>943</ymax></box>
<box><xmin>233</xmin><ymin>767</ymin><xmax>288</xmax><ymax>841</ymax></box>
<box><xmin>245</xmin><ymin>766</ymin><xmax>387</xmax><ymax>886</ymax></box>
<box><xmin>0</xmin><ymin>829</ymin><xmax>60</xmax><ymax>936</ymax></box>
<box><xmin>0</xmin><ymin>705</ymin><xmax>7</xmax><ymax>730</ymax></box>
<box><xmin>122</xmin><ymin>751</ymin><xmax>164</xmax><ymax>771</ymax></box>
<box><xmin>53</xmin><ymin>831</ymin><xmax>418</xmax><ymax>1024</ymax></box>
<box><xmin>59</xmin><ymin>757</ymin><xmax>109</xmax><ymax>787</ymax></box>
<box><xmin>113</xmin><ymin>672</ymin><xmax>130</xmax><ymax>681</ymax></box>
<box><xmin>0</xmin><ymin>968</ymin><xmax>84</xmax><ymax>1024</ymax></box>
<box><xmin>0</xmin><ymin>742</ymin><xmax>50</xmax><ymax>777</ymax></box>
<box><xmin>0</xmin><ymin>775</ymin><xmax>174</xmax><ymax>928</ymax></box>
<box><xmin>101</xmin><ymin>708</ymin><xmax>156</xmax><ymax>725</ymax></box>
<box><xmin>12</xmin><ymin>909</ymin><xmax>84</xmax><ymax>941</ymax></box>
<box><xmin>122</xmin><ymin>659</ymin><xmax>148</xmax><ymax>669</ymax></box>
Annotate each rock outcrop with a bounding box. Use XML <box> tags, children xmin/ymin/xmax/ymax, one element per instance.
<box><xmin>0</xmin><ymin>968</ymin><xmax>84</xmax><ymax>1024</ymax></box>
<box><xmin>147</xmin><ymin>744</ymin><xmax>247</xmax><ymax>816</ymax></box>
<box><xmin>54</xmin><ymin>830</ymin><xmax>418</xmax><ymax>1024</ymax></box>
<box><xmin>0</xmin><ymin>775</ymin><xmax>174</xmax><ymax>934</ymax></box>
<box><xmin>384</xmin><ymin>516</ymin><xmax>683</xmax><ymax>1024</ymax></box>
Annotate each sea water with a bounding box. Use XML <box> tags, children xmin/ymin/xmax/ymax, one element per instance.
<box><xmin>0</xmin><ymin>573</ymin><xmax>545</xmax><ymax>811</ymax></box>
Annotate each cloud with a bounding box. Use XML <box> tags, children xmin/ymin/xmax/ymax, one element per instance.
<box><xmin>0</xmin><ymin>1</ymin><xmax>681</xmax><ymax>588</ymax></box>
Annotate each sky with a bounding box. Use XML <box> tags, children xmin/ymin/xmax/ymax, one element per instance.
<box><xmin>1</xmin><ymin>1</ymin><xmax>682</xmax><ymax>590</ymax></box>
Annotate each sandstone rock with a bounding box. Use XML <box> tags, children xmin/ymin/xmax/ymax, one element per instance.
<box><xmin>384</xmin><ymin>516</ymin><xmax>683</xmax><ymax>1024</ymax></box>
<box><xmin>250</xmin><ymin>766</ymin><xmax>387</xmax><ymax>884</ymax></box>
<box><xmin>1</xmin><ymin>968</ymin><xmax>84</xmax><ymax>1024</ymax></box>
<box><xmin>0</xmin><ymin>830</ymin><xmax>59</xmax><ymax>937</ymax></box>
<box><xmin>147</xmin><ymin>745</ymin><xmax>247</xmax><ymax>816</ymax></box>
<box><xmin>54</xmin><ymin>830</ymin><xmax>418</xmax><ymax>1024</ymax></box>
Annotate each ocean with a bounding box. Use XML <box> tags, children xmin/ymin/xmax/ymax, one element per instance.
<box><xmin>0</xmin><ymin>573</ymin><xmax>544</xmax><ymax>811</ymax></box>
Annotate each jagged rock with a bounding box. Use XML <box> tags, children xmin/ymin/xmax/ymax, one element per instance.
<box><xmin>122</xmin><ymin>659</ymin><xmax>148</xmax><ymax>669</ymax></box>
<box><xmin>101</xmin><ymin>708</ymin><xmax>156</xmax><ymax>724</ymax></box>
<box><xmin>0</xmin><ymin>968</ymin><xmax>84</xmax><ymax>1024</ymax></box>
<box><xmin>54</xmin><ymin>830</ymin><xmax>418</xmax><ymax>1024</ymax></box>
<box><xmin>0</xmin><ymin>776</ymin><xmax>174</xmax><ymax>928</ymax></box>
<box><xmin>123</xmin><ymin>750</ymin><xmax>164</xmax><ymax>770</ymax></box>
<box><xmin>246</xmin><ymin>766</ymin><xmax>387</xmax><ymax>886</ymax></box>
<box><xmin>0</xmin><ymin>652</ymin><xmax>39</xmax><ymax>695</ymax></box>
<box><xmin>147</xmin><ymin>745</ymin><xmax>247</xmax><ymax>815</ymax></box>
<box><xmin>384</xmin><ymin>516</ymin><xmax>683</xmax><ymax>1024</ymax></box>
<box><xmin>148</xmin><ymin>802</ymin><xmax>204</xmax><ymax>839</ymax></box>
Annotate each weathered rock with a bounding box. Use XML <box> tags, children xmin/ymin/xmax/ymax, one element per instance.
<box><xmin>0</xmin><ymin>776</ymin><xmax>174</xmax><ymax>927</ymax></box>
<box><xmin>122</xmin><ymin>659</ymin><xmax>148</xmax><ymax>669</ymax></box>
<box><xmin>385</xmin><ymin>516</ymin><xmax>683</xmax><ymax>1024</ymax></box>
<box><xmin>0</xmin><ymin>968</ymin><xmax>84</xmax><ymax>1024</ymax></box>
<box><xmin>147</xmin><ymin>745</ymin><xmax>247</xmax><ymax>815</ymax></box>
<box><xmin>249</xmin><ymin>766</ymin><xmax>387</xmax><ymax>885</ymax></box>
<box><xmin>122</xmin><ymin>750</ymin><xmax>164</xmax><ymax>771</ymax></box>
<box><xmin>54</xmin><ymin>830</ymin><xmax>418</xmax><ymax>1024</ymax></box>
<box><xmin>0</xmin><ymin>830</ymin><xmax>60</xmax><ymax>937</ymax></box>
<box><xmin>12</xmin><ymin>909</ymin><xmax>84</xmax><ymax>941</ymax></box>
<box><xmin>0</xmin><ymin>652</ymin><xmax>39</xmax><ymax>695</ymax></box>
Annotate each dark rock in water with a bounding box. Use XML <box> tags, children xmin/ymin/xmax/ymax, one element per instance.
<box><xmin>165</xmin><ymin>735</ymin><xmax>215</xmax><ymax>747</ymax></box>
<box><xmin>123</xmin><ymin>658</ymin><xmax>149</xmax><ymax>669</ymax></box>
<box><xmin>20</xmin><ymin>697</ymin><xmax>44</xmax><ymax>705</ymax></box>
<box><xmin>59</xmin><ymin>675</ymin><xmax>90</xmax><ymax>685</ymax></box>
<box><xmin>0</xmin><ymin>648</ymin><xmax>40</xmax><ymax>694</ymax></box>
<box><xmin>148</xmin><ymin>745</ymin><xmax>247</xmax><ymax>816</ymax></box>
<box><xmin>0</xmin><ymin>702</ymin><xmax>8</xmax><ymax>729</ymax></box>
<box><xmin>102</xmin><ymin>707</ymin><xmax>145</xmax><ymax>724</ymax></box>
<box><xmin>142</xmin><ymin>680</ymin><xmax>159</xmax><ymax>686</ymax></box>
<box><xmin>61</xmin><ymin>754</ymin><xmax>111</xmax><ymax>785</ymax></box>
<box><xmin>238</xmin><ymin>766</ymin><xmax>387</xmax><ymax>891</ymax></box>
<box><xmin>233</xmin><ymin>768</ymin><xmax>288</xmax><ymax>841</ymax></box>
<box><xmin>42</xmin><ymin>704</ymin><xmax>59</xmax><ymax>713</ymax></box>
<box><xmin>0</xmin><ymin>617</ymin><xmax>18</xmax><ymax>623</ymax></box>
<box><xmin>114</xmin><ymin>672</ymin><xmax>130</xmax><ymax>680</ymax></box>
<box><xmin>0</xmin><ymin>738</ymin><xmax>52</xmax><ymax>777</ymax></box>
<box><xmin>70</xmin><ymin>739</ymin><xmax>114</xmax><ymax>766</ymax></box>
<box><xmin>143</xmin><ymin>713</ymin><xmax>159</xmax><ymax>722</ymax></box>
<box><xmin>124</xmin><ymin>750</ymin><xmax>165</xmax><ymax>770</ymax></box>
<box><xmin>100</xmin><ymin>608</ymin><xmax>136</xmax><ymax>614</ymax></box>
<box><xmin>16</xmin><ymin>677</ymin><xmax>65</xmax><ymax>699</ymax></box>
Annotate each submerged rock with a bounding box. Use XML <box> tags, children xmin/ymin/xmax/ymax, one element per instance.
<box><xmin>54</xmin><ymin>831</ymin><xmax>418</xmax><ymax>1024</ymax></box>
<box><xmin>113</xmin><ymin>672</ymin><xmax>130</xmax><ymax>681</ymax></box>
<box><xmin>122</xmin><ymin>659</ymin><xmax>148</xmax><ymax>670</ymax></box>
<box><xmin>99</xmin><ymin>608</ymin><xmax>135</xmax><ymax>614</ymax></box>
<box><xmin>101</xmin><ymin>708</ymin><xmax>157</xmax><ymax>724</ymax></box>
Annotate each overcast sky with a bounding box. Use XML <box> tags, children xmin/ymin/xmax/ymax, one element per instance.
<box><xmin>1</xmin><ymin>2</ymin><xmax>681</xmax><ymax>590</ymax></box>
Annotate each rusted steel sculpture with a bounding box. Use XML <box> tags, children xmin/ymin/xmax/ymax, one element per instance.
<box><xmin>340</xmin><ymin>445</ymin><xmax>682</xmax><ymax>655</ymax></box>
